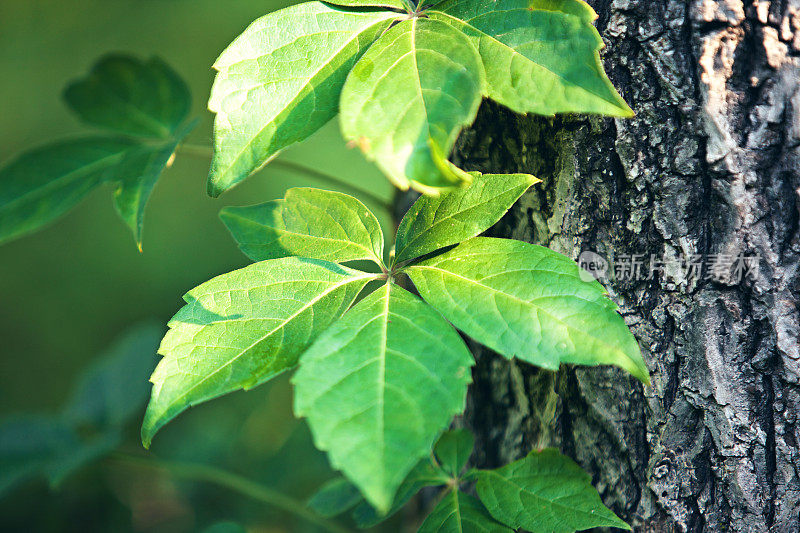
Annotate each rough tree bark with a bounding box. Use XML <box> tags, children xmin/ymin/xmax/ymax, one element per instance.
<box><xmin>440</xmin><ymin>1</ymin><xmax>800</xmax><ymax>531</ymax></box>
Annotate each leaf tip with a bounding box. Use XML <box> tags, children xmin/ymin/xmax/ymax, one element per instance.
<box><xmin>217</xmin><ymin>207</ymin><xmax>233</xmax><ymax>224</ymax></box>
<box><xmin>141</xmin><ymin>405</ymin><xmax>162</xmax><ymax>450</ymax></box>
<box><xmin>526</xmin><ymin>174</ymin><xmax>542</xmax><ymax>186</ymax></box>
<box><xmin>628</xmin><ymin>357</ymin><xmax>651</xmax><ymax>387</ymax></box>
<box><xmin>207</xmin><ymin>177</ymin><xmax>224</xmax><ymax>198</ymax></box>
<box><xmin>367</xmin><ymin>492</ymin><xmax>393</xmax><ymax>517</ymax></box>
<box><xmin>609</xmin><ymin>96</ymin><xmax>635</xmax><ymax>118</ymax></box>
<box><xmin>618</xmin><ymin>105</ymin><xmax>635</xmax><ymax>119</ymax></box>
<box><xmin>140</xmin><ymin>428</ymin><xmax>153</xmax><ymax>450</ymax></box>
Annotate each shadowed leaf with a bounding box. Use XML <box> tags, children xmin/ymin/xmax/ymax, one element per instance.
<box><xmin>434</xmin><ymin>428</ymin><xmax>474</xmax><ymax>477</ymax></box>
<box><xmin>64</xmin><ymin>54</ymin><xmax>191</xmax><ymax>138</ymax></box>
<box><xmin>0</xmin><ymin>138</ymin><xmax>138</xmax><ymax>245</ymax></box>
<box><xmin>308</xmin><ymin>477</ymin><xmax>363</xmax><ymax>517</ymax></box>
<box><xmin>419</xmin><ymin>490</ymin><xmax>513</xmax><ymax>533</ymax></box>
<box><xmin>352</xmin><ymin>460</ymin><xmax>450</xmax><ymax>527</ymax></box>
<box><xmin>64</xmin><ymin>322</ymin><xmax>162</xmax><ymax>428</ymax></box>
<box><xmin>476</xmin><ymin>449</ymin><xmax>630</xmax><ymax>532</ymax></box>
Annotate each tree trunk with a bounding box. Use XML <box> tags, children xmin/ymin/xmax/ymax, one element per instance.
<box><xmin>444</xmin><ymin>1</ymin><xmax>800</xmax><ymax>531</ymax></box>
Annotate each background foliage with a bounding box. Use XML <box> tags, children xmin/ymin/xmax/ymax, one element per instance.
<box><xmin>0</xmin><ymin>1</ymin><xmax>395</xmax><ymax>531</ymax></box>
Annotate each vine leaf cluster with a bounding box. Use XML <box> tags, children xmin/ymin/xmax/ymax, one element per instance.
<box><xmin>143</xmin><ymin>176</ymin><xmax>646</xmax><ymax>529</ymax></box>
<box><xmin>0</xmin><ymin>0</ymin><xmax>643</xmax><ymax>531</ymax></box>
<box><xmin>0</xmin><ymin>56</ymin><xmax>194</xmax><ymax>249</ymax></box>
<box><xmin>207</xmin><ymin>0</ymin><xmax>631</xmax><ymax>196</ymax></box>
<box><xmin>311</xmin><ymin>428</ymin><xmax>631</xmax><ymax>532</ymax></box>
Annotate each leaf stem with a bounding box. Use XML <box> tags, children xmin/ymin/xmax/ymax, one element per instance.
<box><xmin>177</xmin><ymin>143</ymin><xmax>392</xmax><ymax>212</ymax></box>
<box><xmin>108</xmin><ymin>452</ymin><xmax>353</xmax><ymax>533</ymax></box>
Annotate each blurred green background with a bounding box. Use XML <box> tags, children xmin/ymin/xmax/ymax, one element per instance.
<box><xmin>0</xmin><ymin>1</ymin><xmax>399</xmax><ymax>531</ymax></box>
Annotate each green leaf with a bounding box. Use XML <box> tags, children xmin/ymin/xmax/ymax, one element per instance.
<box><xmin>339</xmin><ymin>18</ymin><xmax>485</xmax><ymax>192</ymax></box>
<box><xmin>63</xmin><ymin>322</ymin><xmax>162</xmax><ymax>429</ymax></box>
<box><xmin>429</xmin><ymin>0</ymin><xmax>633</xmax><ymax>117</ymax></box>
<box><xmin>0</xmin><ymin>138</ymin><xmax>137</xmax><ymax>245</ymax></box>
<box><xmin>407</xmin><ymin>238</ymin><xmax>649</xmax><ymax>383</ymax></box>
<box><xmin>0</xmin><ymin>416</ymin><xmax>118</xmax><ymax>496</ymax></box>
<box><xmin>0</xmin><ymin>132</ymin><xmax>187</xmax><ymax>248</ymax></box>
<box><xmin>45</xmin><ymin>431</ymin><xmax>120</xmax><ymax>488</ymax></box>
<box><xmin>220</xmin><ymin>187</ymin><xmax>384</xmax><ymax>265</ymax></box>
<box><xmin>207</xmin><ymin>2</ymin><xmax>397</xmax><ymax>196</ymax></box>
<box><xmin>142</xmin><ymin>258</ymin><xmax>375</xmax><ymax>447</ymax></box>
<box><xmin>322</xmin><ymin>0</ymin><xmax>411</xmax><ymax>11</ymax></box>
<box><xmin>394</xmin><ymin>172</ymin><xmax>538</xmax><ymax>263</ymax></box>
<box><xmin>201</xmin><ymin>522</ymin><xmax>247</xmax><ymax>533</ymax></box>
<box><xmin>64</xmin><ymin>54</ymin><xmax>191</xmax><ymax>138</ymax></box>
<box><xmin>526</xmin><ymin>0</ymin><xmax>598</xmax><ymax>23</ymax></box>
<box><xmin>60</xmin><ymin>54</ymin><xmax>195</xmax><ymax>247</ymax></box>
<box><xmin>434</xmin><ymin>429</ymin><xmax>474</xmax><ymax>477</ymax></box>
<box><xmin>112</xmin><ymin>124</ymin><xmax>194</xmax><ymax>248</ymax></box>
<box><xmin>476</xmin><ymin>449</ymin><xmax>630</xmax><ymax>532</ymax></box>
<box><xmin>0</xmin><ymin>417</ymin><xmax>76</xmax><ymax>495</ymax></box>
<box><xmin>308</xmin><ymin>477</ymin><xmax>363</xmax><ymax>517</ymax></box>
<box><xmin>419</xmin><ymin>490</ymin><xmax>513</xmax><ymax>533</ymax></box>
<box><xmin>0</xmin><ymin>323</ymin><xmax>167</xmax><ymax>497</ymax></box>
<box><xmin>353</xmin><ymin>460</ymin><xmax>450</xmax><ymax>527</ymax></box>
<box><xmin>293</xmin><ymin>283</ymin><xmax>473</xmax><ymax>513</ymax></box>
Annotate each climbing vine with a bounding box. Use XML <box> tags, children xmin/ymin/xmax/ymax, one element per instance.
<box><xmin>0</xmin><ymin>1</ymin><xmax>645</xmax><ymax>531</ymax></box>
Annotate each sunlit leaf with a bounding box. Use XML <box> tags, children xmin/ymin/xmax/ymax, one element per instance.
<box><xmin>419</xmin><ymin>490</ymin><xmax>513</xmax><ymax>533</ymax></box>
<box><xmin>142</xmin><ymin>258</ymin><xmax>375</xmax><ymax>447</ymax></box>
<box><xmin>64</xmin><ymin>54</ymin><xmax>192</xmax><ymax>138</ymax></box>
<box><xmin>207</xmin><ymin>2</ymin><xmax>398</xmax><ymax>196</ymax></box>
<box><xmin>322</xmin><ymin>0</ymin><xmax>411</xmax><ymax>10</ymax></box>
<box><xmin>407</xmin><ymin>238</ymin><xmax>649</xmax><ymax>382</ymax></box>
<box><xmin>476</xmin><ymin>449</ymin><xmax>630</xmax><ymax>532</ymax></box>
<box><xmin>394</xmin><ymin>172</ymin><xmax>538</xmax><ymax>263</ymax></box>
<box><xmin>429</xmin><ymin>0</ymin><xmax>632</xmax><ymax>117</ymax></box>
<box><xmin>339</xmin><ymin>18</ymin><xmax>485</xmax><ymax>192</ymax></box>
<box><xmin>293</xmin><ymin>283</ymin><xmax>473</xmax><ymax>512</ymax></box>
<box><xmin>221</xmin><ymin>187</ymin><xmax>384</xmax><ymax>265</ymax></box>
